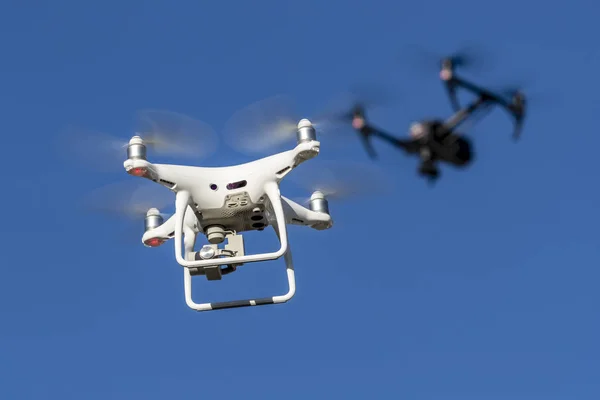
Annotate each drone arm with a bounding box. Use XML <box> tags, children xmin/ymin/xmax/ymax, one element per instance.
<box><xmin>352</xmin><ymin>126</ymin><xmax>378</xmax><ymax>159</ymax></box>
<box><xmin>449</xmin><ymin>76</ymin><xmax>508</xmax><ymax>107</ymax></box>
<box><xmin>142</xmin><ymin>214</ymin><xmax>176</xmax><ymax>243</ymax></box>
<box><xmin>141</xmin><ymin>204</ymin><xmax>198</xmax><ymax>245</ymax></box>
<box><xmin>441</xmin><ymin>96</ymin><xmax>491</xmax><ymax>132</ymax></box>
<box><xmin>280</xmin><ymin>196</ymin><xmax>332</xmax><ymax>230</ymax></box>
<box><xmin>444</xmin><ymin>81</ymin><xmax>461</xmax><ymax>111</ymax></box>
<box><xmin>448</xmin><ymin>76</ymin><xmax>525</xmax><ymax>138</ymax></box>
<box><xmin>360</xmin><ymin>125</ymin><xmax>420</xmax><ymax>154</ymax></box>
<box><xmin>374</xmin><ymin>130</ymin><xmax>420</xmax><ymax>153</ymax></box>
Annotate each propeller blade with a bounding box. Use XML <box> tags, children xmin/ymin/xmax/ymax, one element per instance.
<box><xmin>319</xmin><ymin>82</ymin><xmax>400</xmax><ymax>123</ymax></box>
<box><xmin>81</xmin><ymin>180</ymin><xmax>175</xmax><ymax>220</ymax></box>
<box><xmin>443</xmin><ymin>46</ymin><xmax>487</xmax><ymax>70</ymax></box>
<box><xmin>222</xmin><ymin>85</ymin><xmax>399</xmax><ymax>155</ymax></box>
<box><xmin>56</xmin><ymin>125</ymin><xmax>129</xmax><ymax>173</ymax></box>
<box><xmin>400</xmin><ymin>43</ymin><xmax>492</xmax><ymax>77</ymax></box>
<box><xmin>57</xmin><ymin>110</ymin><xmax>218</xmax><ymax>173</ymax></box>
<box><xmin>221</xmin><ymin>94</ymin><xmax>300</xmax><ymax>155</ymax></box>
<box><xmin>222</xmin><ymin>94</ymin><xmax>348</xmax><ymax>155</ymax></box>
<box><xmin>134</xmin><ymin>109</ymin><xmax>218</xmax><ymax>159</ymax></box>
<box><xmin>286</xmin><ymin>159</ymin><xmax>391</xmax><ymax>204</ymax></box>
<box><xmin>490</xmin><ymin>81</ymin><xmax>557</xmax><ymax>109</ymax></box>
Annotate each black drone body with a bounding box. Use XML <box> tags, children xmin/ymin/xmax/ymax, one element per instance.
<box><xmin>349</xmin><ymin>56</ymin><xmax>527</xmax><ymax>182</ymax></box>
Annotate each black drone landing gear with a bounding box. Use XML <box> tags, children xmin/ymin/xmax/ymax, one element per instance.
<box><xmin>418</xmin><ymin>160</ymin><xmax>440</xmax><ymax>184</ymax></box>
<box><xmin>417</xmin><ymin>146</ymin><xmax>440</xmax><ymax>183</ymax></box>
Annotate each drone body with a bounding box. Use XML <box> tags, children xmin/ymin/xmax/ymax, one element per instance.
<box><xmin>124</xmin><ymin>119</ymin><xmax>333</xmax><ymax>312</ymax></box>
<box><xmin>349</xmin><ymin>55</ymin><xmax>527</xmax><ymax>181</ymax></box>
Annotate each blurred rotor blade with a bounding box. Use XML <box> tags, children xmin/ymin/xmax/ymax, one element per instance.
<box><xmin>222</xmin><ymin>87</ymin><xmax>399</xmax><ymax>155</ymax></box>
<box><xmin>444</xmin><ymin>45</ymin><xmax>489</xmax><ymax>70</ymax></box>
<box><xmin>318</xmin><ymin>82</ymin><xmax>401</xmax><ymax>124</ymax></box>
<box><xmin>287</xmin><ymin>159</ymin><xmax>391</xmax><ymax>204</ymax></box>
<box><xmin>399</xmin><ymin>43</ymin><xmax>492</xmax><ymax>77</ymax></box>
<box><xmin>57</xmin><ymin>110</ymin><xmax>218</xmax><ymax>173</ymax></box>
<box><xmin>81</xmin><ymin>180</ymin><xmax>175</xmax><ymax>220</ymax></box>
<box><xmin>222</xmin><ymin>94</ymin><xmax>300</xmax><ymax>155</ymax></box>
<box><xmin>56</xmin><ymin>125</ymin><xmax>130</xmax><ymax>173</ymax></box>
<box><xmin>489</xmin><ymin>81</ymin><xmax>560</xmax><ymax>109</ymax></box>
<box><xmin>134</xmin><ymin>109</ymin><xmax>218</xmax><ymax>159</ymax></box>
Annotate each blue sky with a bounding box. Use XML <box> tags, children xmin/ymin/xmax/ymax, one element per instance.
<box><xmin>1</xmin><ymin>0</ymin><xmax>599</xmax><ymax>398</ymax></box>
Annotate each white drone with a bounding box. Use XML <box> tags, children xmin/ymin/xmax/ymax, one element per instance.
<box><xmin>123</xmin><ymin>118</ymin><xmax>333</xmax><ymax>312</ymax></box>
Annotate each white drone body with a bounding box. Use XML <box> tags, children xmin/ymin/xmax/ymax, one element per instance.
<box><xmin>123</xmin><ymin>119</ymin><xmax>333</xmax><ymax>312</ymax></box>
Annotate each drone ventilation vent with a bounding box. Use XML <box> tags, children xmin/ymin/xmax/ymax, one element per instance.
<box><xmin>220</xmin><ymin>209</ymin><xmax>237</xmax><ymax>218</ymax></box>
<box><xmin>159</xmin><ymin>179</ymin><xmax>176</xmax><ymax>189</ymax></box>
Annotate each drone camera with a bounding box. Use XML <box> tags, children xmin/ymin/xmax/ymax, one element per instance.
<box><xmin>309</xmin><ymin>190</ymin><xmax>329</xmax><ymax>215</ymax></box>
<box><xmin>189</xmin><ymin>236</ymin><xmax>245</xmax><ymax>280</ymax></box>
<box><xmin>205</xmin><ymin>225</ymin><xmax>226</xmax><ymax>244</ymax></box>
<box><xmin>198</xmin><ymin>245</ymin><xmax>217</xmax><ymax>260</ymax></box>
<box><xmin>296</xmin><ymin>118</ymin><xmax>317</xmax><ymax>144</ymax></box>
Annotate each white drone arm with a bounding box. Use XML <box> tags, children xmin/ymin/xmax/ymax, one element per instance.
<box><xmin>144</xmin><ymin>214</ymin><xmax>175</xmax><ymax>239</ymax></box>
<box><xmin>280</xmin><ymin>196</ymin><xmax>332</xmax><ymax>230</ymax></box>
<box><xmin>141</xmin><ymin>204</ymin><xmax>198</xmax><ymax>246</ymax></box>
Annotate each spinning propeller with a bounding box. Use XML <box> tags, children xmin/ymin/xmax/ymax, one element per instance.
<box><xmin>80</xmin><ymin>180</ymin><xmax>175</xmax><ymax>245</ymax></box>
<box><xmin>222</xmin><ymin>94</ymin><xmax>335</xmax><ymax>155</ymax></box>
<box><xmin>401</xmin><ymin>44</ymin><xmax>492</xmax><ymax>78</ymax></box>
<box><xmin>58</xmin><ymin>109</ymin><xmax>218</xmax><ymax>172</ymax></box>
<box><xmin>82</xmin><ymin>180</ymin><xmax>174</xmax><ymax>220</ymax></box>
<box><xmin>222</xmin><ymin>85</ymin><xmax>397</xmax><ymax>156</ymax></box>
<box><xmin>286</xmin><ymin>159</ymin><xmax>391</xmax><ymax>206</ymax></box>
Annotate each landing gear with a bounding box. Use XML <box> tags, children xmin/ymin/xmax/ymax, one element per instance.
<box><xmin>419</xmin><ymin>160</ymin><xmax>439</xmax><ymax>182</ymax></box>
<box><xmin>418</xmin><ymin>147</ymin><xmax>440</xmax><ymax>182</ymax></box>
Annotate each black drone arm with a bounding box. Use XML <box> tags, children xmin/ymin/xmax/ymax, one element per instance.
<box><xmin>357</xmin><ymin>126</ymin><xmax>378</xmax><ymax>159</ymax></box>
<box><xmin>444</xmin><ymin>81</ymin><xmax>461</xmax><ymax>112</ymax></box>
<box><xmin>441</xmin><ymin>95</ymin><xmax>491</xmax><ymax>132</ymax></box>
<box><xmin>451</xmin><ymin>76</ymin><xmax>511</xmax><ymax>108</ymax></box>
<box><xmin>445</xmin><ymin>75</ymin><xmax>527</xmax><ymax>139</ymax></box>
<box><xmin>357</xmin><ymin>124</ymin><xmax>420</xmax><ymax>157</ymax></box>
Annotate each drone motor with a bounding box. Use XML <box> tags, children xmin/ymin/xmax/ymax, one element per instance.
<box><xmin>145</xmin><ymin>208</ymin><xmax>164</xmax><ymax>230</ymax></box>
<box><xmin>440</xmin><ymin>58</ymin><xmax>454</xmax><ymax>81</ymax></box>
<box><xmin>126</xmin><ymin>136</ymin><xmax>150</xmax><ymax>177</ymax></box>
<box><xmin>127</xmin><ymin>135</ymin><xmax>147</xmax><ymax>160</ymax></box>
<box><xmin>143</xmin><ymin>208</ymin><xmax>166</xmax><ymax>247</ymax></box>
<box><xmin>309</xmin><ymin>191</ymin><xmax>329</xmax><ymax>214</ymax></box>
<box><xmin>296</xmin><ymin>118</ymin><xmax>317</xmax><ymax>143</ymax></box>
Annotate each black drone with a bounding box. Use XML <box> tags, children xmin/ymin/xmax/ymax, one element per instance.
<box><xmin>345</xmin><ymin>55</ymin><xmax>527</xmax><ymax>182</ymax></box>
